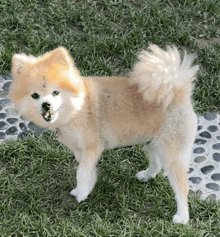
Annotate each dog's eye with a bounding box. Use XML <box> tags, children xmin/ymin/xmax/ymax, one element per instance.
<box><xmin>52</xmin><ymin>91</ymin><xmax>60</xmax><ymax>96</ymax></box>
<box><xmin>31</xmin><ymin>93</ymin><xmax>40</xmax><ymax>99</ymax></box>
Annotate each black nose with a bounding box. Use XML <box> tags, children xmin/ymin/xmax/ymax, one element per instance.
<box><xmin>42</xmin><ymin>102</ymin><xmax>50</xmax><ymax>112</ymax></box>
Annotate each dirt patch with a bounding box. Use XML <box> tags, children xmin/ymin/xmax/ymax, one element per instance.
<box><xmin>198</xmin><ymin>38</ymin><xmax>220</xmax><ymax>48</ymax></box>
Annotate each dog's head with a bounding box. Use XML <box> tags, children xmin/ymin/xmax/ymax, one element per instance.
<box><xmin>9</xmin><ymin>47</ymin><xmax>85</xmax><ymax>127</ymax></box>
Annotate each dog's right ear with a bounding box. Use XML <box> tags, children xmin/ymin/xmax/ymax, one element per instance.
<box><xmin>12</xmin><ymin>54</ymin><xmax>29</xmax><ymax>74</ymax></box>
<box><xmin>12</xmin><ymin>53</ymin><xmax>36</xmax><ymax>74</ymax></box>
<box><xmin>12</xmin><ymin>54</ymin><xmax>27</xmax><ymax>74</ymax></box>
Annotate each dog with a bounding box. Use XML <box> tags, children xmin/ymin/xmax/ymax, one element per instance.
<box><xmin>9</xmin><ymin>45</ymin><xmax>198</xmax><ymax>224</ymax></box>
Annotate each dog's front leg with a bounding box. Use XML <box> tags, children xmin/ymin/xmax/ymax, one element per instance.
<box><xmin>70</xmin><ymin>147</ymin><xmax>103</xmax><ymax>202</ymax></box>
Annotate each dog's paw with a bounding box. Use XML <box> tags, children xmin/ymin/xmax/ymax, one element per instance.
<box><xmin>70</xmin><ymin>188</ymin><xmax>78</xmax><ymax>198</ymax></box>
<box><xmin>136</xmin><ymin>170</ymin><xmax>150</xmax><ymax>182</ymax></box>
<box><xmin>70</xmin><ymin>188</ymin><xmax>88</xmax><ymax>203</ymax></box>
<box><xmin>173</xmin><ymin>214</ymin><xmax>189</xmax><ymax>225</ymax></box>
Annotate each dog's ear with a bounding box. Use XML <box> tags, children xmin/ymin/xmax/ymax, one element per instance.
<box><xmin>12</xmin><ymin>54</ymin><xmax>28</xmax><ymax>74</ymax></box>
<box><xmin>12</xmin><ymin>54</ymin><xmax>36</xmax><ymax>74</ymax></box>
<box><xmin>50</xmin><ymin>47</ymin><xmax>74</xmax><ymax>66</ymax></box>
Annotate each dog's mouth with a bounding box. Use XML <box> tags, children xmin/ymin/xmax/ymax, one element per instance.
<box><xmin>42</xmin><ymin>110</ymin><xmax>57</xmax><ymax>122</ymax></box>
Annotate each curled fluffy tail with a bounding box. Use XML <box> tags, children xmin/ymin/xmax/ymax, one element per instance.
<box><xmin>129</xmin><ymin>45</ymin><xmax>199</xmax><ymax>110</ymax></box>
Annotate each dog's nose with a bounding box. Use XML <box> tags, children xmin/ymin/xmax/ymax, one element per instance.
<box><xmin>42</xmin><ymin>102</ymin><xmax>50</xmax><ymax>112</ymax></box>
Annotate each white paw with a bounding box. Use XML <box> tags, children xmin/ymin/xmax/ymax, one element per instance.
<box><xmin>70</xmin><ymin>188</ymin><xmax>89</xmax><ymax>203</ymax></box>
<box><xmin>70</xmin><ymin>188</ymin><xmax>78</xmax><ymax>198</ymax></box>
<box><xmin>136</xmin><ymin>170</ymin><xmax>150</xmax><ymax>182</ymax></box>
<box><xmin>173</xmin><ymin>214</ymin><xmax>189</xmax><ymax>225</ymax></box>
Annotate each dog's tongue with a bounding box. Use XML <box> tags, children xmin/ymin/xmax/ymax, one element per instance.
<box><xmin>42</xmin><ymin>110</ymin><xmax>57</xmax><ymax>122</ymax></box>
<box><xmin>45</xmin><ymin>111</ymin><xmax>51</xmax><ymax>119</ymax></box>
<box><xmin>42</xmin><ymin>111</ymin><xmax>53</xmax><ymax>121</ymax></box>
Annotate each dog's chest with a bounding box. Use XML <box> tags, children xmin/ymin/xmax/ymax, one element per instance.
<box><xmin>56</xmin><ymin>127</ymin><xmax>84</xmax><ymax>149</ymax></box>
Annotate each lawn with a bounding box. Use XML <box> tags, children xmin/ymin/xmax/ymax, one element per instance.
<box><xmin>0</xmin><ymin>0</ymin><xmax>220</xmax><ymax>236</ymax></box>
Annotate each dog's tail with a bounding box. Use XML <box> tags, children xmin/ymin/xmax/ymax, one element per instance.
<box><xmin>129</xmin><ymin>45</ymin><xmax>199</xmax><ymax>110</ymax></box>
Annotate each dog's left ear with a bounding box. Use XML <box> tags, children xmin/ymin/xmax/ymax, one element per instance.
<box><xmin>50</xmin><ymin>47</ymin><xmax>74</xmax><ymax>66</ymax></box>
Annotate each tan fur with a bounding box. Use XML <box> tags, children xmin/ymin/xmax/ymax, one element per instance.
<box><xmin>9</xmin><ymin>45</ymin><xmax>198</xmax><ymax>224</ymax></box>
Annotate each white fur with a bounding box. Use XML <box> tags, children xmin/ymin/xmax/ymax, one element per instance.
<box><xmin>130</xmin><ymin>45</ymin><xmax>199</xmax><ymax>110</ymax></box>
<box><xmin>70</xmin><ymin>166</ymin><xmax>97</xmax><ymax>202</ymax></box>
<box><xmin>70</xmin><ymin>92</ymin><xmax>85</xmax><ymax>111</ymax></box>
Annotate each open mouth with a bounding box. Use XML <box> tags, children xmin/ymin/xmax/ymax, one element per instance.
<box><xmin>42</xmin><ymin>110</ymin><xmax>57</xmax><ymax>122</ymax></box>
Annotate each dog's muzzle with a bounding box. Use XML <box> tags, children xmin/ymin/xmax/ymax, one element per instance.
<box><xmin>41</xmin><ymin>102</ymin><xmax>57</xmax><ymax>122</ymax></box>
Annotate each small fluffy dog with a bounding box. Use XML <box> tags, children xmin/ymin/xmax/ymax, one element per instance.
<box><xmin>9</xmin><ymin>45</ymin><xmax>198</xmax><ymax>224</ymax></box>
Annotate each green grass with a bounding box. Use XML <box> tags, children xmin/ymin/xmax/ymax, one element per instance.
<box><xmin>1</xmin><ymin>132</ymin><xmax>220</xmax><ymax>236</ymax></box>
<box><xmin>0</xmin><ymin>0</ymin><xmax>220</xmax><ymax>113</ymax></box>
<box><xmin>0</xmin><ymin>0</ymin><xmax>220</xmax><ymax>236</ymax></box>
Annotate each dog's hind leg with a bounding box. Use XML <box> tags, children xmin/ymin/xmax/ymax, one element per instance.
<box><xmin>136</xmin><ymin>141</ymin><xmax>162</xmax><ymax>182</ymax></box>
<box><xmin>139</xmin><ymin>137</ymin><xmax>192</xmax><ymax>224</ymax></box>
<box><xmin>155</xmin><ymin>124</ymin><xmax>195</xmax><ymax>224</ymax></box>
<box><xmin>160</xmin><ymin>145</ymin><xmax>193</xmax><ymax>224</ymax></box>
<box><xmin>165</xmin><ymin>156</ymin><xmax>190</xmax><ymax>224</ymax></box>
<box><xmin>137</xmin><ymin>110</ymin><xmax>196</xmax><ymax>224</ymax></box>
